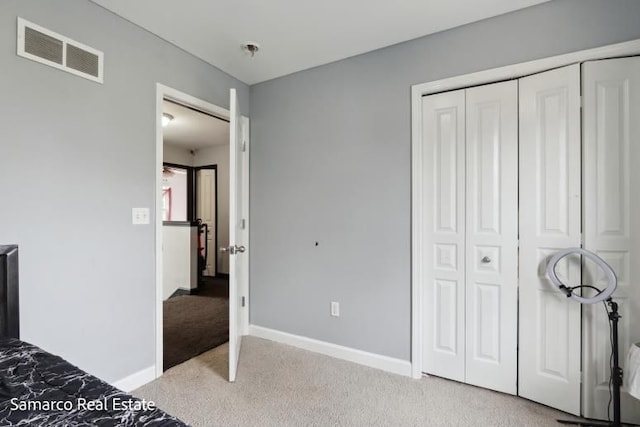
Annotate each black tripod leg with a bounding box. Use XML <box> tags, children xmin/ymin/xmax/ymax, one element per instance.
<box><xmin>563</xmin><ymin>301</ymin><xmax>626</xmax><ymax>427</ymax></box>
<box><xmin>610</xmin><ymin>301</ymin><xmax>622</xmax><ymax>427</ymax></box>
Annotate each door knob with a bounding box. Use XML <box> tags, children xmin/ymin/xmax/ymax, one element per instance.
<box><xmin>220</xmin><ymin>245</ymin><xmax>246</xmax><ymax>254</ymax></box>
<box><xmin>481</xmin><ymin>256</ymin><xmax>492</xmax><ymax>264</ymax></box>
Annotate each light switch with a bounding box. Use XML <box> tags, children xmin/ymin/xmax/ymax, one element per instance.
<box><xmin>132</xmin><ymin>207</ymin><xmax>150</xmax><ymax>225</ymax></box>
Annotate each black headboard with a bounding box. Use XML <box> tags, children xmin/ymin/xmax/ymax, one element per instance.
<box><xmin>0</xmin><ymin>245</ymin><xmax>19</xmax><ymax>339</ymax></box>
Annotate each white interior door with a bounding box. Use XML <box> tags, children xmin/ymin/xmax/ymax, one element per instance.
<box><xmin>421</xmin><ymin>89</ymin><xmax>466</xmax><ymax>382</ymax></box>
<box><xmin>582</xmin><ymin>57</ymin><xmax>640</xmax><ymax>423</ymax></box>
<box><xmin>464</xmin><ymin>81</ymin><xmax>518</xmax><ymax>395</ymax></box>
<box><xmin>197</xmin><ymin>169</ymin><xmax>216</xmax><ymax>276</ymax></box>
<box><xmin>228</xmin><ymin>88</ymin><xmax>248</xmax><ymax>382</ymax></box>
<box><xmin>518</xmin><ymin>64</ymin><xmax>582</xmax><ymax>415</ymax></box>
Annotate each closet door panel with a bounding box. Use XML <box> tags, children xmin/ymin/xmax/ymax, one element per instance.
<box><xmin>422</xmin><ymin>90</ymin><xmax>466</xmax><ymax>381</ymax></box>
<box><xmin>583</xmin><ymin>57</ymin><xmax>640</xmax><ymax>424</ymax></box>
<box><xmin>465</xmin><ymin>81</ymin><xmax>518</xmax><ymax>395</ymax></box>
<box><xmin>518</xmin><ymin>64</ymin><xmax>582</xmax><ymax>415</ymax></box>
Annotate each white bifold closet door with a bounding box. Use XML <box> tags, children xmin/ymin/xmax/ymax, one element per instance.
<box><xmin>464</xmin><ymin>82</ymin><xmax>518</xmax><ymax>394</ymax></box>
<box><xmin>582</xmin><ymin>57</ymin><xmax>640</xmax><ymax>424</ymax></box>
<box><xmin>421</xmin><ymin>81</ymin><xmax>518</xmax><ymax>394</ymax></box>
<box><xmin>518</xmin><ymin>64</ymin><xmax>582</xmax><ymax>415</ymax></box>
<box><xmin>422</xmin><ymin>88</ymin><xmax>466</xmax><ymax>382</ymax></box>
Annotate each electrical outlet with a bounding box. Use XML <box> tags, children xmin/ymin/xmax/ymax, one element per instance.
<box><xmin>330</xmin><ymin>301</ymin><xmax>340</xmax><ymax>317</ymax></box>
<box><xmin>132</xmin><ymin>207</ymin><xmax>150</xmax><ymax>225</ymax></box>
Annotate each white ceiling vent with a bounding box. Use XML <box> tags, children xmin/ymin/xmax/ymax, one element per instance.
<box><xmin>17</xmin><ymin>18</ymin><xmax>103</xmax><ymax>84</ymax></box>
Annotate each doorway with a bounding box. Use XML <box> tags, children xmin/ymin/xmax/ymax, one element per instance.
<box><xmin>161</xmin><ymin>99</ymin><xmax>229</xmax><ymax>371</ymax></box>
<box><xmin>196</xmin><ymin>165</ymin><xmax>218</xmax><ymax>278</ymax></box>
<box><xmin>155</xmin><ymin>84</ymin><xmax>250</xmax><ymax>380</ymax></box>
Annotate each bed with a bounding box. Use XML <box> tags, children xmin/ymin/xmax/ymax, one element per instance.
<box><xmin>0</xmin><ymin>245</ymin><xmax>189</xmax><ymax>426</ymax></box>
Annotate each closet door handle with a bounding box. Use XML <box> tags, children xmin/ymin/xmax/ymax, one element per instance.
<box><xmin>481</xmin><ymin>256</ymin><xmax>492</xmax><ymax>264</ymax></box>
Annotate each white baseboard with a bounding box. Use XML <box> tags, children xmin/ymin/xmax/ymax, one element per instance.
<box><xmin>249</xmin><ymin>325</ymin><xmax>412</xmax><ymax>377</ymax></box>
<box><xmin>111</xmin><ymin>365</ymin><xmax>156</xmax><ymax>392</ymax></box>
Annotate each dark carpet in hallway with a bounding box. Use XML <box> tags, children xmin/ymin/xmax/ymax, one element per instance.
<box><xmin>163</xmin><ymin>277</ymin><xmax>229</xmax><ymax>370</ymax></box>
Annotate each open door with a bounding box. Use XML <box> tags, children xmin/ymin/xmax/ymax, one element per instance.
<box><xmin>226</xmin><ymin>88</ymin><xmax>249</xmax><ymax>382</ymax></box>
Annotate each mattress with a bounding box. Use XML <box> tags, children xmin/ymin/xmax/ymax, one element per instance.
<box><xmin>0</xmin><ymin>337</ymin><xmax>188</xmax><ymax>426</ymax></box>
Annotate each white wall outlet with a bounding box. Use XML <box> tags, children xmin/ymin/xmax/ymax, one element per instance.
<box><xmin>330</xmin><ymin>301</ymin><xmax>340</xmax><ymax>317</ymax></box>
<box><xmin>132</xmin><ymin>207</ymin><xmax>150</xmax><ymax>225</ymax></box>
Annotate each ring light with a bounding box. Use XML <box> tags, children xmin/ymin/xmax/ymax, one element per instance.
<box><xmin>546</xmin><ymin>247</ymin><xmax>617</xmax><ymax>304</ymax></box>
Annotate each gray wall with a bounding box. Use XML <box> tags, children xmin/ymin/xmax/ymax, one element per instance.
<box><xmin>0</xmin><ymin>0</ymin><xmax>248</xmax><ymax>382</ymax></box>
<box><xmin>249</xmin><ymin>0</ymin><xmax>640</xmax><ymax>360</ymax></box>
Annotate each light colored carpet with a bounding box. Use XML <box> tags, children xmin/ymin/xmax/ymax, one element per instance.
<box><xmin>134</xmin><ymin>336</ymin><xmax>578</xmax><ymax>427</ymax></box>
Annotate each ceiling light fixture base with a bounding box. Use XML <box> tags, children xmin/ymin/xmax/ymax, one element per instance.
<box><xmin>241</xmin><ymin>42</ymin><xmax>260</xmax><ymax>57</ymax></box>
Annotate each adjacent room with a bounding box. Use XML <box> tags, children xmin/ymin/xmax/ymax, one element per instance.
<box><xmin>1</xmin><ymin>0</ymin><xmax>639</xmax><ymax>426</ymax></box>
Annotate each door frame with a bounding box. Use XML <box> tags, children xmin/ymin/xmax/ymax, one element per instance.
<box><xmin>194</xmin><ymin>164</ymin><xmax>219</xmax><ymax>277</ymax></box>
<box><xmin>155</xmin><ymin>84</ymin><xmax>250</xmax><ymax>377</ymax></box>
<box><xmin>410</xmin><ymin>38</ymin><xmax>640</xmax><ymax>380</ymax></box>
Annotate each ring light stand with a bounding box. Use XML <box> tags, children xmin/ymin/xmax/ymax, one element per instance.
<box><xmin>547</xmin><ymin>248</ymin><xmax>624</xmax><ymax>427</ymax></box>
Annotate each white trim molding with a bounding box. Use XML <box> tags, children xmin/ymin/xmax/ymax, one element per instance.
<box><xmin>240</xmin><ymin>116</ymin><xmax>250</xmax><ymax>337</ymax></box>
<box><xmin>111</xmin><ymin>366</ymin><xmax>155</xmax><ymax>392</ymax></box>
<box><xmin>410</xmin><ymin>38</ymin><xmax>640</xmax><ymax>380</ymax></box>
<box><xmin>249</xmin><ymin>325</ymin><xmax>412</xmax><ymax>377</ymax></box>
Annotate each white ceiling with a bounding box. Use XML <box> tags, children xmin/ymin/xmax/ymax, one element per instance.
<box><xmin>91</xmin><ymin>0</ymin><xmax>550</xmax><ymax>85</ymax></box>
<box><xmin>162</xmin><ymin>100</ymin><xmax>229</xmax><ymax>150</ymax></box>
